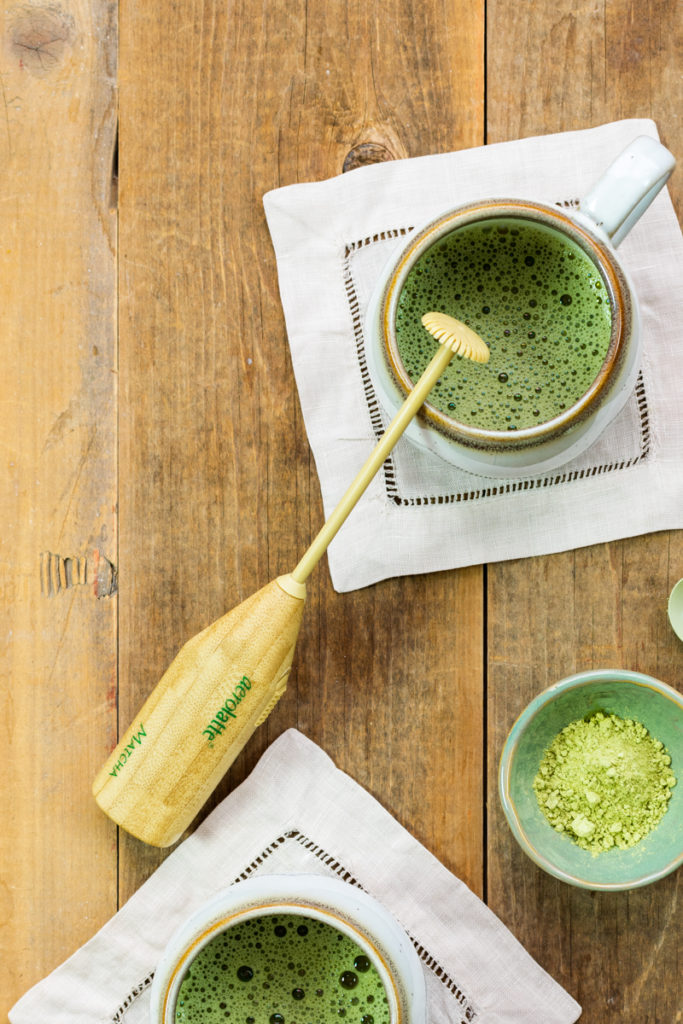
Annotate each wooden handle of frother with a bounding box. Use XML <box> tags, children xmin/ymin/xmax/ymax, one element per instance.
<box><xmin>92</xmin><ymin>574</ymin><xmax>306</xmax><ymax>847</ymax></box>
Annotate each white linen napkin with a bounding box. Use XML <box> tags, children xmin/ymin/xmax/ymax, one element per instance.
<box><xmin>10</xmin><ymin>729</ymin><xmax>581</xmax><ymax>1024</ymax></box>
<box><xmin>263</xmin><ymin>119</ymin><xmax>683</xmax><ymax>592</ymax></box>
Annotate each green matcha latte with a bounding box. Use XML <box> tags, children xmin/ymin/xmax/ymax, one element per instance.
<box><xmin>174</xmin><ymin>912</ymin><xmax>390</xmax><ymax>1024</ymax></box>
<box><xmin>395</xmin><ymin>216</ymin><xmax>613</xmax><ymax>432</ymax></box>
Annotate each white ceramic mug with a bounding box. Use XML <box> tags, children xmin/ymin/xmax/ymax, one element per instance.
<box><xmin>365</xmin><ymin>136</ymin><xmax>675</xmax><ymax>477</ymax></box>
<box><xmin>149</xmin><ymin>874</ymin><xmax>427</xmax><ymax>1024</ymax></box>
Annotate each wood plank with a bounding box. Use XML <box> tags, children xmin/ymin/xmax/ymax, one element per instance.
<box><xmin>487</xmin><ymin>542</ymin><xmax>683</xmax><ymax>1020</ymax></box>
<box><xmin>0</xmin><ymin>0</ymin><xmax>118</xmax><ymax>1014</ymax></box>
<box><xmin>116</xmin><ymin>0</ymin><xmax>486</xmax><ymax>901</ymax></box>
<box><xmin>486</xmin><ymin>1</ymin><xmax>683</xmax><ymax>1020</ymax></box>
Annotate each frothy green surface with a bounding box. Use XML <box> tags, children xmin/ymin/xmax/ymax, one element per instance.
<box><xmin>395</xmin><ymin>217</ymin><xmax>613</xmax><ymax>431</ymax></box>
<box><xmin>174</xmin><ymin>912</ymin><xmax>390</xmax><ymax>1024</ymax></box>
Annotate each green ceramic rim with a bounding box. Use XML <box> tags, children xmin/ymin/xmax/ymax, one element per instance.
<box><xmin>667</xmin><ymin>578</ymin><xmax>683</xmax><ymax>641</ymax></box>
<box><xmin>498</xmin><ymin>669</ymin><xmax>683</xmax><ymax>891</ymax></box>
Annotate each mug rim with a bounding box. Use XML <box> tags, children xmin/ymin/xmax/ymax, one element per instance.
<box><xmin>150</xmin><ymin>874</ymin><xmax>426</xmax><ymax>1024</ymax></box>
<box><xmin>381</xmin><ymin>198</ymin><xmax>631</xmax><ymax>452</ymax></box>
<box><xmin>162</xmin><ymin>901</ymin><xmax>401</xmax><ymax>1023</ymax></box>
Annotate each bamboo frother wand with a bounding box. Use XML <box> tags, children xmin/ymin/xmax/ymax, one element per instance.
<box><xmin>93</xmin><ymin>314</ymin><xmax>489</xmax><ymax>846</ymax></box>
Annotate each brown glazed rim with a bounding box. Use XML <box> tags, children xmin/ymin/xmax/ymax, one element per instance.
<box><xmin>382</xmin><ymin>199</ymin><xmax>630</xmax><ymax>451</ymax></box>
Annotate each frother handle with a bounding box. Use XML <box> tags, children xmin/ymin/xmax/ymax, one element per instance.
<box><xmin>92</xmin><ymin>574</ymin><xmax>306</xmax><ymax>847</ymax></box>
<box><xmin>579</xmin><ymin>135</ymin><xmax>675</xmax><ymax>248</ymax></box>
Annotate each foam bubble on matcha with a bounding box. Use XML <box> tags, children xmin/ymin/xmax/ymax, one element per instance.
<box><xmin>533</xmin><ymin>711</ymin><xmax>676</xmax><ymax>853</ymax></box>
<box><xmin>395</xmin><ymin>217</ymin><xmax>613</xmax><ymax>431</ymax></box>
<box><xmin>174</xmin><ymin>912</ymin><xmax>390</xmax><ymax>1024</ymax></box>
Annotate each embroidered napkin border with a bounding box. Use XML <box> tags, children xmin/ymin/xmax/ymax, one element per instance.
<box><xmin>10</xmin><ymin>729</ymin><xmax>581</xmax><ymax>1024</ymax></box>
<box><xmin>342</xmin><ymin>216</ymin><xmax>651</xmax><ymax>506</ymax></box>
<box><xmin>108</xmin><ymin>829</ymin><xmax>477</xmax><ymax>1024</ymax></box>
<box><xmin>263</xmin><ymin>119</ymin><xmax>683</xmax><ymax>591</ymax></box>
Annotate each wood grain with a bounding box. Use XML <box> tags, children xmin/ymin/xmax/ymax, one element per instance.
<box><xmin>116</xmin><ymin>0</ymin><xmax>485</xmax><ymax>902</ymax></box>
<box><xmin>0</xmin><ymin>0</ymin><xmax>117</xmax><ymax>1016</ymax></box>
<box><xmin>486</xmin><ymin>2</ymin><xmax>683</xmax><ymax>1020</ymax></box>
<box><xmin>4</xmin><ymin>0</ymin><xmax>683</xmax><ymax>1020</ymax></box>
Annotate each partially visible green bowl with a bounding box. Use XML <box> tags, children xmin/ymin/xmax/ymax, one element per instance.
<box><xmin>499</xmin><ymin>669</ymin><xmax>683</xmax><ymax>891</ymax></box>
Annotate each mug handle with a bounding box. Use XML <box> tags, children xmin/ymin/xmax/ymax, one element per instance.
<box><xmin>578</xmin><ymin>135</ymin><xmax>676</xmax><ymax>247</ymax></box>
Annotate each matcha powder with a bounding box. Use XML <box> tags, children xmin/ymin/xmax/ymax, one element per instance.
<box><xmin>533</xmin><ymin>712</ymin><xmax>676</xmax><ymax>853</ymax></box>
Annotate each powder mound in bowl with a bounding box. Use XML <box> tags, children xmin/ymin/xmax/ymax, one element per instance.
<box><xmin>533</xmin><ymin>711</ymin><xmax>676</xmax><ymax>853</ymax></box>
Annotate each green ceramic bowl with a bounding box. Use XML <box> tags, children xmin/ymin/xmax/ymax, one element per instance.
<box><xmin>499</xmin><ymin>669</ymin><xmax>683</xmax><ymax>890</ymax></box>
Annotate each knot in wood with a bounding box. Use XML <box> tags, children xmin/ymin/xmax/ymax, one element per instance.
<box><xmin>8</xmin><ymin>3</ymin><xmax>75</xmax><ymax>76</ymax></box>
<box><xmin>342</xmin><ymin>141</ymin><xmax>395</xmax><ymax>173</ymax></box>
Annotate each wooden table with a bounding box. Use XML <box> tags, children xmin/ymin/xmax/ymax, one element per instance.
<box><xmin>2</xmin><ymin>0</ymin><xmax>682</xmax><ymax>1020</ymax></box>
